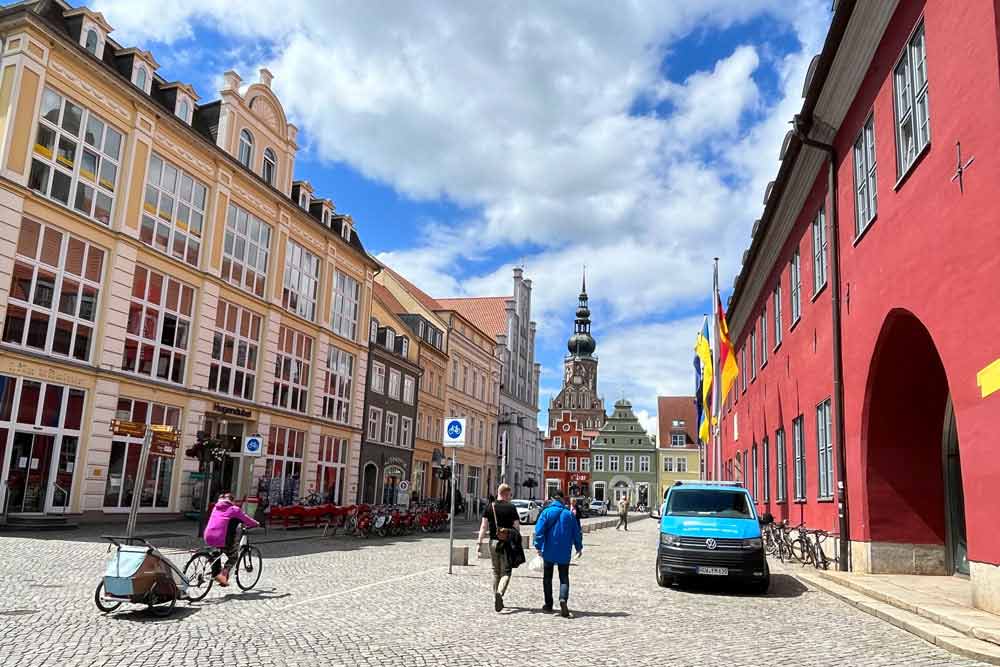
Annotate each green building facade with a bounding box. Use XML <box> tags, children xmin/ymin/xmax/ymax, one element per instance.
<box><xmin>590</xmin><ymin>399</ymin><xmax>658</xmax><ymax>508</ymax></box>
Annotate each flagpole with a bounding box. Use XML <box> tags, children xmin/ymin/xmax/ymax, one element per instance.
<box><xmin>712</xmin><ymin>258</ymin><xmax>722</xmax><ymax>481</ymax></box>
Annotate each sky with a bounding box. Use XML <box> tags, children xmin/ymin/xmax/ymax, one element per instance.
<box><xmin>87</xmin><ymin>0</ymin><xmax>831</xmax><ymax>438</ymax></box>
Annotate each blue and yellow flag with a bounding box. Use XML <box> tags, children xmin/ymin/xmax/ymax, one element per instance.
<box><xmin>694</xmin><ymin>317</ymin><xmax>714</xmax><ymax>444</ymax></box>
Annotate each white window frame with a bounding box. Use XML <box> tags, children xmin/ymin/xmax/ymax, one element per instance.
<box><xmin>624</xmin><ymin>455</ymin><xmax>634</xmax><ymax>473</ymax></box>
<box><xmin>817</xmin><ymin>399</ymin><xmax>834</xmax><ymax>499</ymax></box>
<box><xmin>762</xmin><ymin>436</ymin><xmax>771</xmax><ymax>503</ymax></box>
<box><xmin>750</xmin><ymin>329</ymin><xmax>757</xmax><ymax>380</ymax></box>
<box><xmin>581</xmin><ymin>458</ymin><xmax>590</xmax><ymax>472</ymax></box>
<box><xmin>793</xmin><ymin>416</ymin><xmax>805</xmax><ymax>501</ymax></box>
<box><xmin>593</xmin><ymin>455</ymin><xmax>604</xmax><ymax>472</ymax></box>
<box><xmin>403</xmin><ymin>376</ymin><xmax>415</xmax><ymax>404</ymax></box>
<box><xmin>388</xmin><ymin>368</ymin><xmax>401</xmax><ymax>400</ymax></box>
<box><xmin>282</xmin><ymin>240</ymin><xmax>319</xmax><ymax>321</ymax></box>
<box><xmin>639</xmin><ymin>456</ymin><xmax>650</xmax><ymax>473</ymax></box>
<box><xmin>790</xmin><ymin>250</ymin><xmax>802</xmax><ymax>323</ymax></box>
<box><xmin>384</xmin><ymin>412</ymin><xmax>398</xmax><ymax>444</ymax></box>
<box><xmin>671</xmin><ymin>433</ymin><xmax>685</xmax><ymax>447</ymax></box>
<box><xmin>773</xmin><ymin>284</ymin><xmax>783</xmax><ymax>348</ymax></box>
<box><xmin>400</xmin><ymin>416</ymin><xmax>412</xmax><ymax>448</ymax></box>
<box><xmin>760</xmin><ymin>308</ymin><xmax>767</xmax><ymax>367</ymax></box>
<box><xmin>272</xmin><ymin>325</ymin><xmax>313</xmax><ymax>413</ymax></box>
<box><xmin>371</xmin><ymin>362</ymin><xmax>386</xmax><ymax>394</ymax></box>
<box><xmin>332</xmin><ymin>271</ymin><xmax>360</xmax><ymax>340</ymax></box>
<box><xmin>123</xmin><ymin>265</ymin><xmax>194</xmax><ymax>385</ymax></box>
<box><xmin>315</xmin><ymin>435</ymin><xmax>348</xmax><ymax>505</ymax></box>
<box><xmin>264</xmin><ymin>426</ymin><xmax>304</xmax><ymax>504</ymax></box>
<box><xmin>609</xmin><ymin>455</ymin><xmax>619</xmax><ymax>472</ymax></box>
<box><xmin>322</xmin><ymin>346</ymin><xmax>354</xmax><ymax>425</ymax></box>
<box><xmin>663</xmin><ymin>457</ymin><xmax>674</xmax><ymax>473</ymax></box>
<box><xmin>369</xmin><ymin>319</ymin><xmax>379</xmax><ymax>344</ymax></box>
<box><xmin>547</xmin><ymin>456</ymin><xmax>560</xmax><ymax>471</ymax></box>
<box><xmin>106</xmin><ymin>397</ymin><xmax>180</xmax><ymax>510</ymax></box>
<box><xmin>141</xmin><ymin>153</ymin><xmax>207</xmax><ymax>267</ymax></box>
<box><xmin>238</xmin><ymin>129</ymin><xmax>254</xmax><ymax>169</ymax></box>
<box><xmin>222</xmin><ymin>204</ymin><xmax>271</xmax><ymax>298</ymax></box>
<box><xmin>367</xmin><ymin>406</ymin><xmax>383</xmax><ymax>442</ymax></box>
<box><xmin>741</xmin><ymin>346</ymin><xmax>748</xmax><ymax>391</ymax></box>
<box><xmin>812</xmin><ymin>208</ymin><xmax>828</xmax><ymax>295</ymax></box>
<box><xmin>567</xmin><ymin>457</ymin><xmax>577</xmax><ymax>472</ymax></box>
<box><xmin>752</xmin><ymin>444</ymin><xmax>758</xmax><ymax>500</ymax></box>
<box><xmin>30</xmin><ymin>87</ymin><xmax>123</xmax><ymax>226</ymax></box>
<box><xmin>677</xmin><ymin>457</ymin><xmax>688</xmax><ymax>473</ymax></box>
<box><xmin>854</xmin><ymin>114</ymin><xmax>878</xmax><ymax>236</ymax></box>
<box><xmin>208</xmin><ymin>300</ymin><xmax>262</xmax><ymax>400</ymax></box>
<box><xmin>132</xmin><ymin>65</ymin><xmax>148</xmax><ymax>93</ymax></box>
<box><xmin>776</xmin><ymin>428</ymin><xmax>787</xmax><ymax>502</ymax></box>
<box><xmin>262</xmin><ymin>148</ymin><xmax>277</xmax><ymax>187</ymax></box>
<box><xmin>894</xmin><ymin>22</ymin><xmax>929</xmax><ymax>178</ymax></box>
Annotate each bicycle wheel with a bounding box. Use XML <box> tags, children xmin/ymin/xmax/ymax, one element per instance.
<box><xmin>94</xmin><ymin>580</ymin><xmax>123</xmax><ymax>613</ymax></box>
<box><xmin>790</xmin><ymin>538</ymin><xmax>813</xmax><ymax>564</ymax></box>
<box><xmin>182</xmin><ymin>552</ymin><xmax>215</xmax><ymax>602</ymax></box>
<box><xmin>236</xmin><ymin>546</ymin><xmax>263</xmax><ymax>590</ymax></box>
<box><xmin>148</xmin><ymin>594</ymin><xmax>176</xmax><ymax>617</ymax></box>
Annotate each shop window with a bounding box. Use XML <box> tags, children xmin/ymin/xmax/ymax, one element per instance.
<box><xmin>272</xmin><ymin>325</ymin><xmax>313</xmax><ymax>413</ymax></box>
<box><xmin>2</xmin><ymin>219</ymin><xmax>104</xmax><ymax>362</ymax></box>
<box><xmin>322</xmin><ymin>346</ymin><xmax>354</xmax><ymax>425</ymax></box>
<box><xmin>208</xmin><ymin>300</ymin><xmax>262</xmax><ymax>400</ymax></box>
<box><xmin>282</xmin><ymin>239</ymin><xmax>320</xmax><ymax>321</ymax></box>
<box><xmin>315</xmin><ymin>435</ymin><xmax>347</xmax><ymax>505</ymax></box>
<box><xmin>264</xmin><ymin>426</ymin><xmax>304</xmax><ymax>506</ymax></box>
<box><xmin>103</xmin><ymin>397</ymin><xmax>181</xmax><ymax>510</ymax></box>
<box><xmin>331</xmin><ymin>271</ymin><xmax>360</xmax><ymax>340</ymax></box>
<box><xmin>30</xmin><ymin>87</ymin><xmax>121</xmax><ymax>225</ymax></box>
<box><xmin>222</xmin><ymin>203</ymin><xmax>271</xmax><ymax>298</ymax></box>
<box><xmin>122</xmin><ymin>265</ymin><xmax>194</xmax><ymax>384</ymax></box>
<box><xmin>141</xmin><ymin>153</ymin><xmax>207</xmax><ymax>267</ymax></box>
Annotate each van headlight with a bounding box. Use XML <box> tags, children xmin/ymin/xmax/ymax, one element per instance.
<box><xmin>742</xmin><ymin>538</ymin><xmax>762</xmax><ymax>550</ymax></box>
<box><xmin>660</xmin><ymin>533</ymin><xmax>681</xmax><ymax>547</ymax></box>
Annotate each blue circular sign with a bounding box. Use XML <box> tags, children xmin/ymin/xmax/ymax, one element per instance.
<box><xmin>447</xmin><ymin>420</ymin><xmax>463</xmax><ymax>439</ymax></box>
<box><xmin>245</xmin><ymin>436</ymin><xmax>261</xmax><ymax>453</ymax></box>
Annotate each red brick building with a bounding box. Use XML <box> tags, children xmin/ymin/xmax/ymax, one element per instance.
<box><xmin>542</xmin><ymin>410</ymin><xmax>592</xmax><ymax>500</ymax></box>
<box><xmin>713</xmin><ymin>0</ymin><xmax>1000</xmax><ymax>613</ymax></box>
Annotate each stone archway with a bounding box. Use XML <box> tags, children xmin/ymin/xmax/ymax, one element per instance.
<box><xmin>860</xmin><ymin>309</ymin><xmax>965</xmax><ymax>574</ymax></box>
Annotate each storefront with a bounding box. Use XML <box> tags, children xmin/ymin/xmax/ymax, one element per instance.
<box><xmin>103</xmin><ymin>396</ymin><xmax>182</xmax><ymax>512</ymax></box>
<box><xmin>192</xmin><ymin>402</ymin><xmax>258</xmax><ymax>511</ymax></box>
<box><xmin>315</xmin><ymin>434</ymin><xmax>349</xmax><ymax>505</ymax></box>
<box><xmin>357</xmin><ymin>443</ymin><xmax>413</xmax><ymax>505</ymax></box>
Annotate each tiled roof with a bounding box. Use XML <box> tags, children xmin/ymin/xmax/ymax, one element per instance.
<box><xmin>379</xmin><ymin>265</ymin><xmax>443</xmax><ymax>312</ymax></box>
<box><xmin>372</xmin><ymin>282</ymin><xmax>407</xmax><ymax>316</ymax></box>
<box><xmin>657</xmin><ymin>396</ymin><xmax>698</xmax><ymax>447</ymax></box>
<box><xmin>435</xmin><ymin>296</ymin><xmax>510</xmax><ymax>340</ymax></box>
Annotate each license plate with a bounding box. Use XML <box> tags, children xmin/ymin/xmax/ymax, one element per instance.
<box><xmin>697</xmin><ymin>566</ymin><xmax>729</xmax><ymax>576</ymax></box>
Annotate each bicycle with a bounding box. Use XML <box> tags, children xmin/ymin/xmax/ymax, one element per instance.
<box><xmin>183</xmin><ymin>526</ymin><xmax>263</xmax><ymax>601</ymax></box>
<box><xmin>809</xmin><ymin>529</ymin><xmax>839</xmax><ymax>570</ymax></box>
<box><xmin>787</xmin><ymin>522</ymin><xmax>814</xmax><ymax>565</ymax></box>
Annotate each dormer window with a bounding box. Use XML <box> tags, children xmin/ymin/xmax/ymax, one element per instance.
<box><xmin>341</xmin><ymin>219</ymin><xmax>352</xmax><ymax>242</ymax></box>
<box><xmin>369</xmin><ymin>318</ymin><xmax>379</xmax><ymax>344</ymax></box>
<box><xmin>262</xmin><ymin>148</ymin><xmax>276</xmax><ymax>186</ymax></box>
<box><xmin>322</xmin><ymin>209</ymin><xmax>330</xmax><ymax>226</ymax></box>
<box><xmin>84</xmin><ymin>29</ymin><xmax>98</xmax><ymax>55</ymax></box>
<box><xmin>400</xmin><ymin>338</ymin><xmax>409</xmax><ymax>357</ymax></box>
<box><xmin>238</xmin><ymin>129</ymin><xmax>254</xmax><ymax>168</ymax></box>
<box><xmin>133</xmin><ymin>67</ymin><xmax>147</xmax><ymax>92</ymax></box>
<box><xmin>176</xmin><ymin>99</ymin><xmax>190</xmax><ymax>124</ymax></box>
<box><xmin>385</xmin><ymin>328</ymin><xmax>396</xmax><ymax>351</ymax></box>
<box><xmin>298</xmin><ymin>191</ymin><xmax>309</xmax><ymax>210</ymax></box>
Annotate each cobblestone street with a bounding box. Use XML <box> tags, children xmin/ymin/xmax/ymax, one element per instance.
<box><xmin>0</xmin><ymin>518</ymin><xmax>989</xmax><ymax>667</ymax></box>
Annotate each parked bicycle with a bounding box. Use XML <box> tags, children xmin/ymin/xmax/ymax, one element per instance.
<box><xmin>809</xmin><ymin>529</ymin><xmax>839</xmax><ymax>570</ymax></box>
<box><xmin>182</xmin><ymin>525</ymin><xmax>263</xmax><ymax>600</ymax></box>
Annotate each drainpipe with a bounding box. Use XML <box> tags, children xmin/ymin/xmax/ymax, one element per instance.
<box><xmin>793</xmin><ymin>115</ymin><xmax>850</xmax><ymax>572</ymax></box>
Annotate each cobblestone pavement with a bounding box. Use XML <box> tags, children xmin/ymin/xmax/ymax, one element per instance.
<box><xmin>0</xmin><ymin>517</ymin><xmax>989</xmax><ymax>667</ymax></box>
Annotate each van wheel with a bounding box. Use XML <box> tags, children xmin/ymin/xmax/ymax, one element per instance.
<box><xmin>655</xmin><ymin>565</ymin><xmax>672</xmax><ymax>588</ymax></box>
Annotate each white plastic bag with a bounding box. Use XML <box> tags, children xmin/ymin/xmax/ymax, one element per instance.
<box><xmin>528</xmin><ymin>555</ymin><xmax>544</xmax><ymax>572</ymax></box>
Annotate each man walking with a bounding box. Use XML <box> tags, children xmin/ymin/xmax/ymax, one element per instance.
<box><xmin>477</xmin><ymin>483</ymin><xmax>520</xmax><ymax>612</ymax></box>
<box><xmin>616</xmin><ymin>496</ymin><xmax>629</xmax><ymax>531</ymax></box>
<box><xmin>533</xmin><ymin>490</ymin><xmax>583</xmax><ymax>618</ymax></box>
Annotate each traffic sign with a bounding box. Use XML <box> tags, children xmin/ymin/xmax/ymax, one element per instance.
<box><xmin>244</xmin><ymin>433</ymin><xmax>264</xmax><ymax>457</ymax></box>
<box><xmin>399</xmin><ymin>480</ymin><xmax>410</xmax><ymax>491</ymax></box>
<box><xmin>443</xmin><ymin>418</ymin><xmax>466</xmax><ymax>448</ymax></box>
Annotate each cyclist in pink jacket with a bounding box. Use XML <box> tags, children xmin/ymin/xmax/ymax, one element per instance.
<box><xmin>204</xmin><ymin>491</ymin><xmax>259</xmax><ymax>586</ymax></box>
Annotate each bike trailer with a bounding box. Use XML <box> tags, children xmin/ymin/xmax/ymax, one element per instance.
<box><xmin>103</xmin><ymin>545</ymin><xmax>186</xmax><ymax>600</ymax></box>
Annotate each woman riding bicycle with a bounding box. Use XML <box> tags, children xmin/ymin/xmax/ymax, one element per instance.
<box><xmin>204</xmin><ymin>491</ymin><xmax>259</xmax><ymax>586</ymax></box>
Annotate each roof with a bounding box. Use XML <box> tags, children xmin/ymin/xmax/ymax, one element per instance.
<box><xmin>656</xmin><ymin>396</ymin><xmax>698</xmax><ymax>447</ymax></box>
<box><xmin>380</xmin><ymin>265</ymin><xmax>443</xmax><ymax>313</ymax></box>
<box><xmin>372</xmin><ymin>282</ymin><xmax>407</xmax><ymax>316</ymax></box>
<box><xmin>435</xmin><ymin>296</ymin><xmax>509</xmax><ymax>340</ymax></box>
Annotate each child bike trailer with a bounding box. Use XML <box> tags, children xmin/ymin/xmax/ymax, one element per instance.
<box><xmin>95</xmin><ymin>538</ymin><xmax>188</xmax><ymax>616</ymax></box>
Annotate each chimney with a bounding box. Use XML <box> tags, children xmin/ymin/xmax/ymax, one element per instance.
<box><xmin>259</xmin><ymin>68</ymin><xmax>274</xmax><ymax>88</ymax></box>
<box><xmin>222</xmin><ymin>70</ymin><xmax>242</xmax><ymax>92</ymax></box>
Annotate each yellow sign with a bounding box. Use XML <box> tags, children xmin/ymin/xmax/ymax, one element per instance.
<box><xmin>110</xmin><ymin>419</ymin><xmax>146</xmax><ymax>437</ymax></box>
<box><xmin>977</xmin><ymin>358</ymin><xmax>1000</xmax><ymax>398</ymax></box>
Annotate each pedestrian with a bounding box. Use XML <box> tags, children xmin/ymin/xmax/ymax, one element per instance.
<box><xmin>616</xmin><ymin>495</ymin><xmax>629</xmax><ymax>531</ymax></box>
<box><xmin>533</xmin><ymin>490</ymin><xmax>583</xmax><ymax>618</ymax></box>
<box><xmin>570</xmin><ymin>499</ymin><xmax>582</xmax><ymax>530</ymax></box>
<box><xmin>477</xmin><ymin>483</ymin><xmax>521</xmax><ymax>612</ymax></box>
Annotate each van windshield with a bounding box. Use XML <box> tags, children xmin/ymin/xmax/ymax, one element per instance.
<box><xmin>666</xmin><ymin>489</ymin><xmax>753</xmax><ymax>519</ymax></box>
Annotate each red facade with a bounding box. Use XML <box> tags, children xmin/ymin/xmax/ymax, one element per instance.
<box><xmin>543</xmin><ymin>411</ymin><xmax>593</xmax><ymax>498</ymax></box>
<box><xmin>714</xmin><ymin>0</ymin><xmax>1000</xmax><ymax>607</ymax></box>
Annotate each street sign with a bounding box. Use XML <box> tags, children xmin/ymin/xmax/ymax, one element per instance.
<box><xmin>110</xmin><ymin>419</ymin><xmax>146</xmax><ymax>437</ymax></box>
<box><xmin>243</xmin><ymin>433</ymin><xmax>264</xmax><ymax>457</ymax></box>
<box><xmin>189</xmin><ymin>471</ymin><xmax>207</xmax><ymax>480</ymax></box>
<box><xmin>443</xmin><ymin>418</ymin><xmax>466</xmax><ymax>448</ymax></box>
<box><xmin>399</xmin><ymin>480</ymin><xmax>410</xmax><ymax>492</ymax></box>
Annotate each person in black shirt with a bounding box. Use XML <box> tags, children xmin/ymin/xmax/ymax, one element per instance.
<box><xmin>477</xmin><ymin>483</ymin><xmax>520</xmax><ymax>612</ymax></box>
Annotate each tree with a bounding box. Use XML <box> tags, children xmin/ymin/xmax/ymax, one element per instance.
<box><xmin>522</xmin><ymin>477</ymin><xmax>538</xmax><ymax>500</ymax></box>
<box><xmin>185</xmin><ymin>431</ymin><xmax>230</xmax><ymax>537</ymax></box>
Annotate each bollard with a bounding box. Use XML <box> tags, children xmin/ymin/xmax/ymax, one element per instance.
<box><xmin>452</xmin><ymin>545</ymin><xmax>469</xmax><ymax>566</ymax></box>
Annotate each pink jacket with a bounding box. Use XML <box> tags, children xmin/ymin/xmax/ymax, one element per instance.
<box><xmin>204</xmin><ymin>499</ymin><xmax>259</xmax><ymax>547</ymax></box>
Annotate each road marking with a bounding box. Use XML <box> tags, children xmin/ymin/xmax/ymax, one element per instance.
<box><xmin>275</xmin><ymin>567</ymin><xmax>443</xmax><ymax>611</ymax></box>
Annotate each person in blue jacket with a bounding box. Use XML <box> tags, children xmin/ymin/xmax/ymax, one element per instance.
<box><xmin>533</xmin><ymin>489</ymin><xmax>583</xmax><ymax>617</ymax></box>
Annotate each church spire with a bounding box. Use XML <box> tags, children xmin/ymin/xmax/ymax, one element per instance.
<box><xmin>567</xmin><ymin>268</ymin><xmax>596</xmax><ymax>357</ymax></box>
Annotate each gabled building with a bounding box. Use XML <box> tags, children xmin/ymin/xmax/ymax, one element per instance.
<box><xmin>542</xmin><ymin>410</ymin><xmax>592</xmax><ymax>500</ymax></box>
<box><xmin>590</xmin><ymin>399</ymin><xmax>656</xmax><ymax>507</ymax></box>
<box><xmin>655</xmin><ymin>396</ymin><xmax>700</xmax><ymax>503</ymax></box>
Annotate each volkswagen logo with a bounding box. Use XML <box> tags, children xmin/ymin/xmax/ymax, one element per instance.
<box><xmin>705</xmin><ymin>538</ymin><xmax>717</xmax><ymax>550</ymax></box>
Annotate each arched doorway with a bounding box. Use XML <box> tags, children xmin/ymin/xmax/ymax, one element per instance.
<box><xmin>862</xmin><ymin>309</ymin><xmax>967</xmax><ymax>574</ymax></box>
<box><xmin>361</xmin><ymin>463</ymin><xmax>378</xmax><ymax>505</ymax></box>
<box><xmin>382</xmin><ymin>465</ymin><xmax>403</xmax><ymax>505</ymax></box>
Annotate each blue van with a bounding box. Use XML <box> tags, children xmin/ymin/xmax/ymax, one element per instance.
<box><xmin>653</xmin><ymin>481</ymin><xmax>770</xmax><ymax>593</ymax></box>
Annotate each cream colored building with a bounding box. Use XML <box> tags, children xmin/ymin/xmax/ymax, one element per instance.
<box><xmin>0</xmin><ymin>2</ymin><xmax>377</xmax><ymax>520</ymax></box>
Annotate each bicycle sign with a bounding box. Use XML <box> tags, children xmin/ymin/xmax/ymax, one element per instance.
<box><xmin>243</xmin><ymin>434</ymin><xmax>264</xmax><ymax>457</ymax></box>
<box><xmin>443</xmin><ymin>418</ymin><xmax>465</xmax><ymax>448</ymax></box>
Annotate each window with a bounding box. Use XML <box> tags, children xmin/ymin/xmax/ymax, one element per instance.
<box><xmin>773</xmin><ymin>285</ymin><xmax>782</xmax><ymax>348</ymax></box>
<box><xmin>462</xmin><ymin>365</ymin><xmax>469</xmax><ymax>393</ymax></box>
<box><xmin>677</xmin><ymin>457</ymin><xmax>688</xmax><ymax>473</ymax></box>
<box><xmin>384</xmin><ymin>412</ymin><xmax>398</xmax><ymax>444</ymax></box>
<box><xmin>751</xmin><ymin>444</ymin><xmax>758</xmax><ymax>500</ymax></box>
<box><xmin>570</xmin><ymin>436</ymin><xmax>578</xmax><ymax>449</ymax></box>
<box><xmin>894</xmin><ymin>22</ymin><xmax>929</xmax><ymax>176</ymax></box>
<box><xmin>264</xmin><ymin>426</ymin><xmax>305</xmax><ymax>506</ymax></box>
<box><xmin>400</xmin><ymin>338</ymin><xmax>409</xmax><ymax>357</ymax></box>
<box><xmin>639</xmin><ymin>456</ymin><xmax>650</xmax><ymax>473</ymax></box>
<box><xmin>793</xmin><ymin>416</ymin><xmax>805</xmax><ymax>501</ymax></box>
<box><xmin>222</xmin><ymin>204</ymin><xmax>271</xmax><ymax>298</ymax></box>
<box><xmin>3</xmin><ymin>219</ymin><xmax>104</xmax><ymax>362</ymax></box>
<box><xmin>854</xmin><ymin>115</ymin><xmax>877</xmax><ymax>234</ymax></box>
<box><xmin>609</xmin><ymin>455</ymin><xmax>620</xmax><ymax>472</ymax></box>
<box><xmin>385</xmin><ymin>328</ymin><xmax>396</xmax><ymax>351</ymax></box>
<box><xmin>790</xmin><ymin>250</ymin><xmax>802</xmax><ymax>323</ymax></box>
<box><xmin>238</xmin><ymin>129</ymin><xmax>254</xmax><ymax>168</ymax></box>
<box><xmin>371</xmin><ymin>362</ymin><xmax>386</xmax><ymax>393</ymax></box>
<box><xmin>762</xmin><ymin>437</ymin><xmax>770</xmax><ymax>503</ymax></box>
<box><xmin>547</xmin><ymin>456</ymin><xmax>559</xmax><ymax>470</ymax></box>
<box><xmin>262</xmin><ymin>148</ymin><xmax>277</xmax><ymax>186</ymax></box>
<box><xmin>734</xmin><ymin>412</ymin><xmax>739</xmax><ymax>441</ymax></box>
<box><xmin>84</xmin><ymin>29</ymin><xmax>98</xmax><ymax>55</ymax></box>
<box><xmin>30</xmin><ymin>87</ymin><xmax>122</xmax><ymax>225</ymax></box>
<box><xmin>315</xmin><ymin>435</ymin><xmax>348</xmax><ymax>505</ymax></box>
<box><xmin>451</xmin><ymin>359</ymin><xmax>458</xmax><ymax>387</ymax></box>
<box><xmin>332</xmin><ymin>271</ymin><xmax>360</xmax><ymax>340</ymax></box>
<box><xmin>812</xmin><ymin>209</ymin><xmax>828</xmax><ymax>294</ymax></box>
<box><xmin>208</xmin><ymin>300</ymin><xmax>262</xmax><ymax>400</ymax></box>
<box><xmin>105</xmin><ymin>398</ymin><xmax>180</xmax><ymax>510</ymax></box>
<box><xmin>322</xmin><ymin>346</ymin><xmax>354</xmax><ymax>424</ymax></box>
<box><xmin>594</xmin><ymin>455</ymin><xmax>604</xmax><ymax>472</ymax></box>
<box><xmin>369</xmin><ymin>319</ymin><xmax>379</xmax><ymax>344</ymax></box>
<box><xmin>367</xmin><ymin>407</ymin><xmax>383</xmax><ymax>442</ymax></box>
<box><xmin>272</xmin><ymin>326</ymin><xmax>312</xmax><ymax>413</ymax></box>
<box><xmin>671</xmin><ymin>433</ymin><xmax>685</xmax><ymax>447</ymax></box>
<box><xmin>750</xmin><ymin>329</ymin><xmax>757</xmax><ymax>380</ymax></box>
<box><xmin>741</xmin><ymin>347</ymin><xmax>748</xmax><ymax>391</ymax></box>
<box><xmin>760</xmin><ymin>308</ymin><xmax>767</xmax><ymax>367</ymax></box>
<box><xmin>624</xmin><ymin>456</ymin><xmax>634</xmax><ymax>473</ymax></box>
<box><xmin>141</xmin><ymin>154</ymin><xmax>207</xmax><ymax>267</ymax></box>
<box><xmin>403</xmin><ymin>376</ymin><xmax>415</xmax><ymax>404</ymax></box>
<box><xmin>388</xmin><ymin>369</ymin><xmax>401</xmax><ymax>400</ymax></box>
<box><xmin>817</xmin><ymin>399</ymin><xmax>834</xmax><ymax>499</ymax></box>
<box><xmin>282</xmin><ymin>240</ymin><xmax>320</xmax><ymax>321</ymax></box>
<box><xmin>581</xmin><ymin>458</ymin><xmax>590</xmax><ymax>472</ymax></box>
<box><xmin>567</xmin><ymin>457</ymin><xmax>577</xmax><ymax>472</ymax></box>
<box><xmin>400</xmin><ymin>417</ymin><xmax>412</xmax><ymax>447</ymax></box>
<box><xmin>176</xmin><ymin>99</ymin><xmax>189</xmax><ymax>123</ymax></box>
<box><xmin>776</xmin><ymin>428</ymin><xmax>787</xmax><ymax>502</ymax></box>
<box><xmin>134</xmin><ymin>67</ymin><xmax>147</xmax><ymax>91</ymax></box>
<box><xmin>122</xmin><ymin>266</ymin><xmax>194</xmax><ymax>384</ymax></box>
<box><xmin>663</xmin><ymin>457</ymin><xmax>674</xmax><ymax>473</ymax></box>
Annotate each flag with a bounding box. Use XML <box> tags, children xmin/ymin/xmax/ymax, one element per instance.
<box><xmin>714</xmin><ymin>290</ymin><xmax>739</xmax><ymax>411</ymax></box>
<box><xmin>694</xmin><ymin>317</ymin><xmax>714</xmax><ymax>444</ymax></box>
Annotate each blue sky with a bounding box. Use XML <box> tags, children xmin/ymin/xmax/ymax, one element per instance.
<box><xmin>88</xmin><ymin>0</ymin><xmax>831</xmax><ymax>435</ymax></box>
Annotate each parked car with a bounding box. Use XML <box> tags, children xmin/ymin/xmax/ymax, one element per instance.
<box><xmin>511</xmin><ymin>499</ymin><xmax>541</xmax><ymax>524</ymax></box>
<box><xmin>589</xmin><ymin>500</ymin><xmax>608</xmax><ymax>516</ymax></box>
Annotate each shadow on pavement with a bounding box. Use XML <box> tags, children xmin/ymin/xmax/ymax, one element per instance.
<box><xmin>668</xmin><ymin>573</ymin><xmax>808</xmax><ymax>599</ymax></box>
<box><xmin>109</xmin><ymin>605</ymin><xmax>201</xmax><ymax>623</ymax></box>
<box><xmin>502</xmin><ymin>606</ymin><xmax>631</xmax><ymax>619</ymax></box>
<box><xmin>198</xmin><ymin>588</ymin><xmax>292</xmax><ymax>605</ymax></box>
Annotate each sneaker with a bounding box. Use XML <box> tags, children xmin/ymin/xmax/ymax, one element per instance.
<box><xmin>560</xmin><ymin>600</ymin><xmax>569</xmax><ymax>618</ymax></box>
<box><xmin>541</xmin><ymin>605</ymin><xmax>553</xmax><ymax>613</ymax></box>
<box><xmin>494</xmin><ymin>593</ymin><xmax>504</xmax><ymax>612</ymax></box>
<box><xmin>214</xmin><ymin>574</ymin><xmax>229</xmax><ymax>587</ymax></box>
